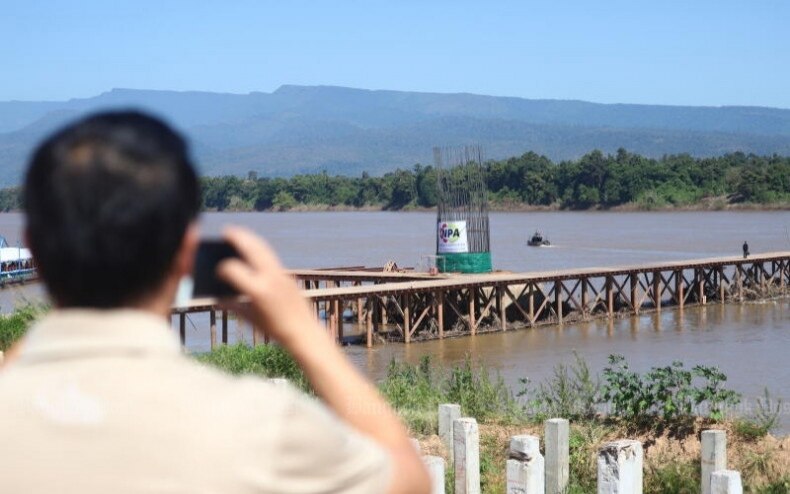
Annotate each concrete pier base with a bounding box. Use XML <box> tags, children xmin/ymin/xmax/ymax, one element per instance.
<box><xmin>545</xmin><ymin>418</ymin><xmax>569</xmax><ymax>494</ymax></box>
<box><xmin>506</xmin><ymin>435</ymin><xmax>544</xmax><ymax>494</ymax></box>
<box><xmin>453</xmin><ymin>418</ymin><xmax>480</xmax><ymax>494</ymax></box>
<box><xmin>702</xmin><ymin>430</ymin><xmax>727</xmax><ymax>494</ymax></box>
<box><xmin>597</xmin><ymin>439</ymin><xmax>643</xmax><ymax>494</ymax></box>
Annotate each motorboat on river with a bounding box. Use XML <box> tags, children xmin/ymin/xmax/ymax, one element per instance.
<box><xmin>527</xmin><ymin>230</ymin><xmax>550</xmax><ymax>247</ymax></box>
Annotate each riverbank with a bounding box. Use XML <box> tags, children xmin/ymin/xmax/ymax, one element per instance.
<box><xmin>198</xmin><ymin>345</ymin><xmax>789</xmax><ymax>493</ymax></box>
<box><xmin>2</xmin><ymin>306</ymin><xmax>787</xmax><ymax>491</ymax></box>
<box><xmin>200</xmin><ymin>197</ymin><xmax>790</xmax><ymax>213</ymax></box>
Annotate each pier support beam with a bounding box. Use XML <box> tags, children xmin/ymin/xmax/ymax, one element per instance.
<box><xmin>179</xmin><ymin>313</ymin><xmax>186</xmax><ymax>346</ymax></box>
<box><xmin>653</xmin><ymin>272</ymin><xmax>661</xmax><ymax>311</ymax></box>
<box><xmin>221</xmin><ymin>310</ymin><xmax>228</xmax><ymax>344</ymax></box>
<box><xmin>606</xmin><ymin>276</ymin><xmax>614</xmax><ymax>317</ymax></box>
<box><xmin>555</xmin><ymin>281</ymin><xmax>563</xmax><ymax>324</ymax></box>
<box><xmin>581</xmin><ymin>278</ymin><xmax>589</xmax><ymax>318</ymax></box>
<box><xmin>366</xmin><ymin>299</ymin><xmax>373</xmax><ymax>348</ymax></box>
<box><xmin>528</xmin><ymin>283</ymin><xmax>535</xmax><ymax>326</ymax></box>
<box><xmin>209</xmin><ymin>310</ymin><xmax>217</xmax><ymax>350</ymax></box>
<box><xmin>437</xmin><ymin>291</ymin><xmax>445</xmax><ymax>338</ymax></box>
<box><xmin>404</xmin><ymin>293</ymin><xmax>411</xmax><ymax>343</ymax></box>
<box><xmin>497</xmin><ymin>285</ymin><xmax>506</xmax><ymax>331</ymax></box>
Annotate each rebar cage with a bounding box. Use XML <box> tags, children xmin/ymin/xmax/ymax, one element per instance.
<box><xmin>434</xmin><ymin>145</ymin><xmax>492</xmax><ymax>273</ymax></box>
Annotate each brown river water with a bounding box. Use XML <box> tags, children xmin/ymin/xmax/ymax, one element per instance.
<box><xmin>1</xmin><ymin>211</ymin><xmax>788</xmax><ymax>429</ymax></box>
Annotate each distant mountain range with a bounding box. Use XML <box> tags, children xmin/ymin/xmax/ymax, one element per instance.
<box><xmin>1</xmin><ymin>85</ymin><xmax>789</xmax><ymax>186</ymax></box>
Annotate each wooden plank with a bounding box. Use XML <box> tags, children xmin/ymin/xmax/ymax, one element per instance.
<box><xmin>179</xmin><ymin>313</ymin><xmax>186</xmax><ymax>346</ymax></box>
<box><xmin>366</xmin><ymin>299</ymin><xmax>373</xmax><ymax>348</ymax></box>
<box><xmin>653</xmin><ymin>271</ymin><xmax>661</xmax><ymax>311</ymax></box>
<box><xmin>468</xmin><ymin>290</ymin><xmax>476</xmax><ymax>336</ymax></box>
<box><xmin>497</xmin><ymin>285</ymin><xmax>506</xmax><ymax>331</ymax></box>
<box><xmin>209</xmin><ymin>310</ymin><xmax>216</xmax><ymax>350</ymax></box>
<box><xmin>437</xmin><ymin>291</ymin><xmax>444</xmax><ymax>338</ymax></box>
<box><xmin>403</xmin><ymin>293</ymin><xmax>411</xmax><ymax>343</ymax></box>
<box><xmin>555</xmin><ymin>281</ymin><xmax>563</xmax><ymax>324</ymax></box>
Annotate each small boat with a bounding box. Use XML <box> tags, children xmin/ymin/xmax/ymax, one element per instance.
<box><xmin>527</xmin><ymin>230</ymin><xmax>550</xmax><ymax>247</ymax></box>
<box><xmin>0</xmin><ymin>236</ymin><xmax>36</xmax><ymax>285</ymax></box>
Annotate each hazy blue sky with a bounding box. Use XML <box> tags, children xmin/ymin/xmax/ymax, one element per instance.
<box><xmin>2</xmin><ymin>0</ymin><xmax>788</xmax><ymax>107</ymax></box>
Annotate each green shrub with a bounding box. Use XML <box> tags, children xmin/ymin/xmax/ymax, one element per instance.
<box><xmin>755</xmin><ymin>476</ymin><xmax>790</xmax><ymax>494</ymax></box>
<box><xmin>645</xmin><ymin>460</ymin><xmax>700</xmax><ymax>494</ymax></box>
<box><xmin>445</xmin><ymin>357</ymin><xmax>521</xmax><ymax>422</ymax></box>
<box><xmin>601</xmin><ymin>354</ymin><xmax>740</xmax><ymax>422</ymax></box>
<box><xmin>526</xmin><ymin>352</ymin><xmax>599</xmax><ymax>420</ymax></box>
<box><xmin>196</xmin><ymin>343</ymin><xmax>309</xmax><ymax>391</ymax></box>
<box><xmin>735</xmin><ymin>388</ymin><xmax>783</xmax><ymax>441</ymax></box>
<box><xmin>378</xmin><ymin>355</ymin><xmax>523</xmax><ymax>431</ymax></box>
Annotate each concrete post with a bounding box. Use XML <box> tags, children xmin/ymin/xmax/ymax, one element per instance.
<box><xmin>506</xmin><ymin>435</ymin><xmax>544</xmax><ymax>494</ymax></box>
<box><xmin>423</xmin><ymin>455</ymin><xmax>446</xmax><ymax>494</ymax></box>
<box><xmin>597</xmin><ymin>440</ymin><xmax>643</xmax><ymax>494</ymax></box>
<box><xmin>453</xmin><ymin>418</ymin><xmax>480</xmax><ymax>494</ymax></box>
<box><xmin>702</xmin><ymin>430</ymin><xmax>727</xmax><ymax>494</ymax></box>
<box><xmin>545</xmin><ymin>418</ymin><xmax>569</xmax><ymax>494</ymax></box>
<box><xmin>710</xmin><ymin>470</ymin><xmax>742</xmax><ymax>494</ymax></box>
<box><xmin>439</xmin><ymin>404</ymin><xmax>461</xmax><ymax>464</ymax></box>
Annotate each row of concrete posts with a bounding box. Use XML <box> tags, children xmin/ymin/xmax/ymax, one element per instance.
<box><xmin>417</xmin><ymin>405</ymin><xmax>744</xmax><ymax>494</ymax></box>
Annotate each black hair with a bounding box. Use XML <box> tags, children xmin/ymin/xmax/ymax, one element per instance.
<box><xmin>24</xmin><ymin>110</ymin><xmax>200</xmax><ymax>308</ymax></box>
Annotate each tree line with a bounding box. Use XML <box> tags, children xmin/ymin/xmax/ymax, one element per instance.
<box><xmin>0</xmin><ymin>149</ymin><xmax>787</xmax><ymax>212</ymax></box>
<box><xmin>201</xmin><ymin>149</ymin><xmax>790</xmax><ymax>211</ymax></box>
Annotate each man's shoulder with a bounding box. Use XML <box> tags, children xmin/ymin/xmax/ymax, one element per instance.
<box><xmin>152</xmin><ymin>354</ymin><xmax>307</xmax><ymax>418</ymax></box>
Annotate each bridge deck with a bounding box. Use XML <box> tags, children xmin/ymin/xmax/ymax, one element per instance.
<box><xmin>173</xmin><ymin>251</ymin><xmax>788</xmax><ymax>311</ymax></box>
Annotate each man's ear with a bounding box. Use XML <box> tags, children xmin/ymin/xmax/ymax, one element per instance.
<box><xmin>175</xmin><ymin>222</ymin><xmax>199</xmax><ymax>278</ymax></box>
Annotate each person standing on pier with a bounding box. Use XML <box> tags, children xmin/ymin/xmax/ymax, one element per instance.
<box><xmin>0</xmin><ymin>111</ymin><xmax>429</xmax><ymax>494</ymax></box>
<box><xmin>743</xmin><ymin>240</ymin><xmax>750</xmax><ymax>259</ymax></box>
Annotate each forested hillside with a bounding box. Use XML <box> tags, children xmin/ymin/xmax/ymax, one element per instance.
<box><xmin>1</xmin><ymin>86</ymin><xmax>790</xmax><ymax>187</ymax></box>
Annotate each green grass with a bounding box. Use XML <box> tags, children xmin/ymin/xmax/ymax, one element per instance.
<box><xmin>378</xmin><ymin>355</ymin><xmax>524</xmax><ymax>432</ymax></box>
<box><xmin>0</xmin><ymin>303</ymin><xmax>46</xmax><ymax>351</ymax></box>
<box><xmin>196</xmin><ymin>343</ymin><xmax>309</xmax><ymax>391</ymax></box>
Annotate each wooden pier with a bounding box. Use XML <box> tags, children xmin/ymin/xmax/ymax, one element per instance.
<box><xmin>171</xmin><ymin>252</ymin><xmax>790</xmax><ymax>348</ymax></box>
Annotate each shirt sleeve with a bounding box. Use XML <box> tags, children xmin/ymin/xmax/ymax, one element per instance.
<box><xmin>267</xmin><ymin>387</ymin><xmax>392</xmax><ymax>494</ymax></box>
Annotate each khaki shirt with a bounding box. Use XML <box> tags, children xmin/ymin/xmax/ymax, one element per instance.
<box><xmin>0</xmin><ymin>310</ymin><xmax>391</xmax><ymax>493</ymax></box>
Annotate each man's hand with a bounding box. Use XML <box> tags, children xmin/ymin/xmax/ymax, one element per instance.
<box><xmin>217</xmin><ymin>227</ymin><xmax>318</xmax><ymax>348</ymax></box>
<box><xmin>217</xmin><ymin>226</ymin><xmax>431</xmax><ymax>494</ymax></box>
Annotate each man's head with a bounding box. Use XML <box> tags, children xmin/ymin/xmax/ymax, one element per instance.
<box><xmin>24</xmin><ymin>111</ymin><xmax>200</xmax><ymax>308</ymax></box>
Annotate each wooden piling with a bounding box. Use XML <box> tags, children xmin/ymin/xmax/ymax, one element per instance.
<box><xmin>179</xmin><ymin>313</ymin><xmax>186</xmax><ymax>346</ymax></box>
<box><xmin>221</xmin><ymin>310</ymin><xmax>228</xmax><ymax>344</ymax></box>
<box><xmin>209</xmin><ymin>310</ymin><xmax>216</xmax><ymax>350</ymax></box>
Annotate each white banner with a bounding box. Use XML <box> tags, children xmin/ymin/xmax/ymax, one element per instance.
<box><xmin>437</xmin><ymin>221</ymin><xmax>469</xmax><ymax>253</ymax></box>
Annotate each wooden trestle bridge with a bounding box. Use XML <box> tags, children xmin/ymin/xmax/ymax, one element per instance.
<box><xmin>172</xmin><ymin>252</ymin><xmax>790</xmax><ymax>348</ymax></box>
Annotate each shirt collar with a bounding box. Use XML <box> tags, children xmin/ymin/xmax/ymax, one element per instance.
<box><xmin>16</xmin><ymin>309</ymin><xmax>182</xmax><ymax>364</ymax></box>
